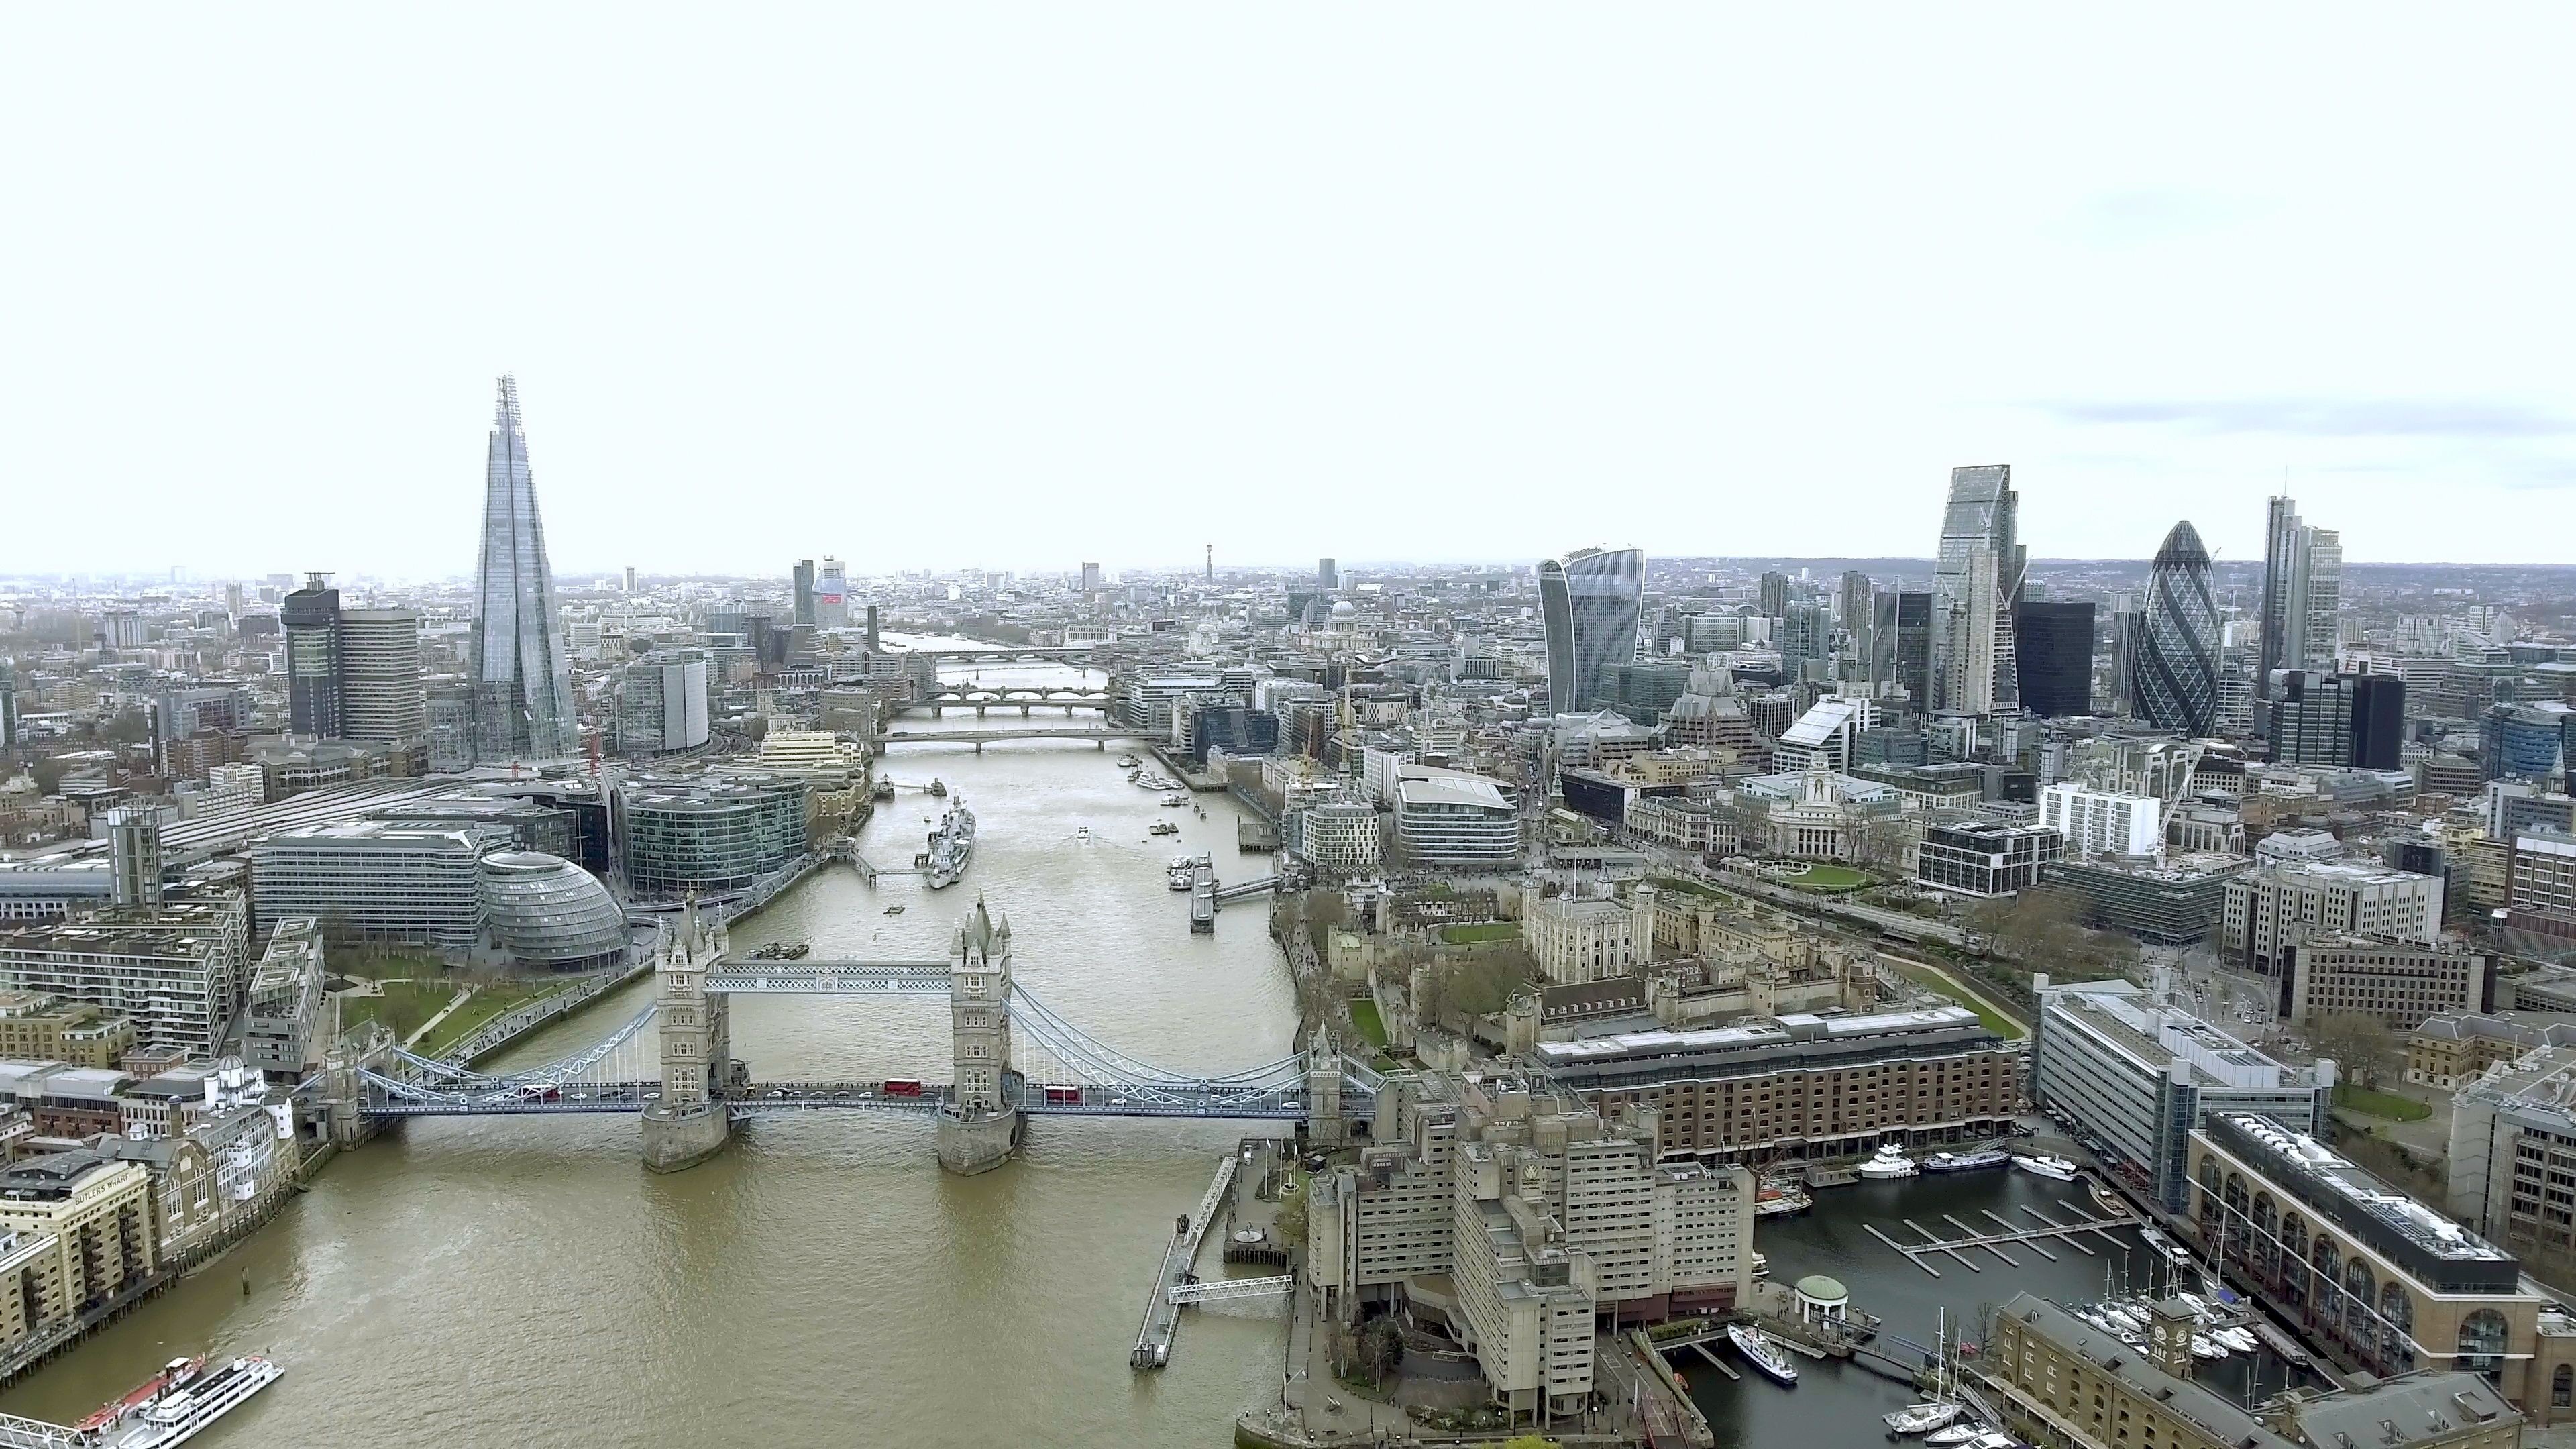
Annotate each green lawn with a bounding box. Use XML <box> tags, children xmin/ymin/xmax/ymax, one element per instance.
<box><xmin>1784</xmin><ymin>863</ymin><xmax>1871</xmax><ymax>893</ymax></box>
<box><xmin>1648</xmin><ymin>875</ymin><xmax>1727</xmax><ymax>900</ymax></box>
<box><xmin>2334</xmin><ymin>1083</ymin><xmax>2432</xmax><ymax>1122</ymax></box>
<box><xmin>1885</xmin><ymin>959</ymin><xmax>2027</xmax><ymax>1040</ymax></box>
<box><xmin>416</xmin><ymin>979</ymin><xmax>574</xmax><ymax>1057</ymax></box>
<box><xmin>1349</xmin><ymin>998</ymin><xmax>1391</xmax><ymax>1049</ymax></box>
<box><xmin>333</xmin><ymin>979</ymin><xmax>456</xmax><ymax>1042</ymax></box>
<box><xmin>1440</xmin><ymin>921</ymin><xmax>1520</xmax><ymax>945</ymax></box>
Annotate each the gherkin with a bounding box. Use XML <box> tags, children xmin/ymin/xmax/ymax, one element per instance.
<box><xmin>471</xmin><ymin>376</ymin><xmax>578</xmax><ymax>761</ymax></box>
<box><xmin>2135</xmin><ymin>520</ymin><xmax>2220</xmax><ymax>737</ymax></box>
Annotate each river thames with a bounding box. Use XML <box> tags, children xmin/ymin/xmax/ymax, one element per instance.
<box><xmin>0</xmin><ymin>661</ymin><xmax>1305</xmax><ymax>1448</ymax></box>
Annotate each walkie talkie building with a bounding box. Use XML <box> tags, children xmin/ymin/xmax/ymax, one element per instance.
<box><xmin>1538</xmin><ymin>546</ymin><xmax>1644</xmax><ymax>716</ymax></box>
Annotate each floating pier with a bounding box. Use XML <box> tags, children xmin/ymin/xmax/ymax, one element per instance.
<box><xmin>1870</xmin><ymin>1199</ymin><xmax>2146</xmax><ymax>1277</ymax></box>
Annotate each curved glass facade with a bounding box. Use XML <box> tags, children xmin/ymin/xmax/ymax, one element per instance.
<box><xmin>2136</xmin><ymin>521</ymin><xmax>2220</xmax><ymax>737</ymax></box>
<box><xmin>479</xmin><ymin>851</ymin><xmax>627</xmax><ymax>969</ymax></box>
<box><xmin>620</xmin><ymin>776</ymin><xmax>808</xmax><ymax>898</ymax></box>
<box><xmin>1538</xmin><ymin>547</ymin><xmax>1643</xmax><ymax>715</ymax></box>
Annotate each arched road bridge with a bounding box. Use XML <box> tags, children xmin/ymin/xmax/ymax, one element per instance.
<box><xmin>324</xmin><ymin>898</ymin><xmax>1375</xmax><ymax>1175</ymax></box>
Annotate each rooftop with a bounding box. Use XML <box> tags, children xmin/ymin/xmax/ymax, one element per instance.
<box><xmin>2210</xmin><ymin>1113</ymin><xmax>2514</xmax><ymax>1269</ymax></box>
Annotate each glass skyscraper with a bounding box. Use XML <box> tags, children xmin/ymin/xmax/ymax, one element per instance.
<box><xmin>2012</xmin><ymin>600</ymin><xmax>2096</xmax><ymax>718</ymax></box>
<box><xmin>472</xmin><ymin>376</ymin><xmax>579</xmax><ymax>762</ymax></box>
<box><xmin>1931</xmin><ymin>464</ymin><xmax>2025</xmax><ymax>714</ymax></box>
<box><xmin>2135</xmin><ymin>521</ymin><xmax>2220</xmax><ymax>737</ymax></box>
<box><xmin>280</xmin><ymin>572</ymin><xmax>343</xmax><ymax>738</ymax></box>
<box><xmin>1538</xmin><ymin>546</ymin><xmax>1644</xmax><ymax>715</ymax></box>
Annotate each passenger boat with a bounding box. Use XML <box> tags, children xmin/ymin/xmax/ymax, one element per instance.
<box><xmin>83</xmin><ymin>1354</ymin><xmax>282</xmax><ymax>1448</ymax></box>
<box><xmin>1860</xmin><ymin>1144</ymin><xmax>1919</xmax><ymax>1179</ymax></box>
<box><xmin>2010</xmin><ymin>1152</ymin><xmax>2080</xmax><ymax>1181</ymax></box>
<box><xmin>1149</xmin><ymin>820</ymin><xmax>1179</xmax><ymax>836</ymax></box>
<box><xmin>1725</xmin><ymin>1324</ymin><xmax>1799</xmax><ymax>1386</ymax></box>
<box><xmin>924</xmin><ymin>799</ymin><xmax>976</xmax><ymax>889</ymax></box>
<box><xmin>1921</xmin><ymin>1148</ymin><xmax>2008</xmax><ymax>1174</ymax></box>
<box><xmin>1168</xmin><ymin>857</ymin><xmax>1203</xmax><ymax>890</ymax></box>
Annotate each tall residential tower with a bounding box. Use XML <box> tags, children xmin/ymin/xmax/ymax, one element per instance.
<box><xmin>471</xmin><ymin>376</ymin><xmax>578</xmax><ymax>762</ymax></box>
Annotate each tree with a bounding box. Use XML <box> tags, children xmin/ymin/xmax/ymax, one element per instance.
<box><xmin>2311</xmin><ymin>1012</ymin><xmax>2398</xmax><ymax>1088</ymax></box>
<box><xmin>1968</xmin><ymin>1299</ymin><xmax>1999</xmax><ymax>1356</ymax></box>
<box><xmin>97</xmin><ymin>709</ymin><xmax>150</xmax><ymax>745</ymax></box>
<box><xmin>1358</xmin><ymin>1315</ymin><xmax>1403</xmax><ymax>1387</ymax></box>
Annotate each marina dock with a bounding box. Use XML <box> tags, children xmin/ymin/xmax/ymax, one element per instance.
<box><xmin>1866</xmin><ymin>1197</ymin><xmax>2145</xmax><ymax>1277</ymax></box>
<box><xmin>1131</xmin><ymin>1150</ymin><xmax>1242</xmax><ymax>1368</ymax></box>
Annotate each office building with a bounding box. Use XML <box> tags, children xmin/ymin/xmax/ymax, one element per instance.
<box><xmin>2045</xmin><ymin>853</ymin><xmax>2247</xmax><ymax>944</ymax></box>
<box><xmin>1758</xmin><ymin>570</ymin><xmax>1789</xmax><ymax>619</ymax></box>
<box><xmin>2032</xmin><ymin>977</ymin><xmax>2328</xmax><ymax>1210</ymax></box>
<box><xmin>470</xmin><ymin>376</ymin><xmax>580</xmax><ymax>762</ymax></box>
<box><xmin>2012</xmin><ymin>600</ymin><xmax>2094</xmax><ymax>716</ymax></box>
<box><xmin>2039</xmin><ymin>782</ymin><xmax>2161</xmax><ymax>858</ymax></box>
<box><xmin>1394</xmin><ymin>767</ymin><xmax>1519</xmax><ymax>866</ymax></box>
<box><xmin>1317</xmin><ymin>557</ymin><xmax>1337</xmax><ymax>590</ymax></box>
<box><xmin>1984</xmin><ymin>1292</ymin><xmax>2518</xmax><ymax>1449</ymax></box>
<box><xmin>339</xmin><ymin>608</ymin><xmax>425</xmax><ymax>744</ymax></box>
<box><xmin>1534</xmin><ymin>1005</ymin><xmax>2018</xmax><ymax>1163</ymax></box>
<box><xmin>1915</xmin><ymin>820</ymin><xmax>2063</xmax><ymax>897</ymax></box>
<box><xmin>2135</xmin><ymin>521</ymin><xmax>2220</xmax><ymax>737</ymax></box>
<box><xmin>480</xmin><ymin>852</ymin><xmax>627</xmax><ymax>971</ymax></box>
<box><xmin>616</xmin><ymin>651</ymin><xmax>712</xmax><ymax>756</ymax></box>
<box><xmin>1778</xmin><ymin>599</ymin><xmax>1829</xmax><ymax>680</ymax></box>
<box><xmin>2190</xmin><ymin>1112</ymin><xmax>2566</xmax><ymax>1416</ymax></box>
<box><xmin>279</xmin><ymin>572</ymin><xmax>343</xmax><ymax>738</ymax></box>
<box><xmin>1287</xmin><ymin>798</ymin><xmax>1381</xmax><ymax>876</ymax></box>
<box><xmin>1538</xmin><ymin>546</ymin><xmax>1643</xmax><ymax>716</ymax></box>
<box><xmin>2449</xmin><ymin>1049</ymin><xmax>2576</xmax><ymax>1297</ymax></box>
<box><xmin>792</xmin><ymin>559</ymin><xmax>816</xmax><ymax>627</ymax></box>
<box><xmin>814</xmin><ymin>557</ymin><xmax>849</xmax><ymax>627</ymax></box>
<box><xmin>1930</xmin><ymin>464</ymin><xmax>2024</xmax><ymax>714</ymax></box>
<box><xmin>2272</xmin><ymin>669</ymin><xmax>2406</xmax><ymax>770</ymax></box>
<box><xmin>1836</xmin><ymin>569</ymin><xmax>1872</xmax><ymax>639</ymax></box>
<box><xmin>1870</xmin><ymin>589</ymin><xmax>1932</xmax><ymax>707</ymax></box>
<box><xmin>2258</xmin><ymin>497</ymin><xmax>2345</xmax><ymax>712</ymax></box>
<box><xmin>250</xmin><ymin>822</ymin><xmax>508</xmax><ymax>949</ymax></box>
<box><xmin>2483</xmin><ymin>701</ymin><xmax>2576</xmax><ymax>783</ymax></box>
<box><xmin>2284</xmin><ymin>935</ymin><xmax>2490</xmax><ymax>1028</ymax></box>
<box><xmin>1079</xmin><ymin>561</ymin><xmax>1102</xmax><ymax>594</ymax></box>
<box><xmin>619</xmin><ymin>775</ymin><xmax>808</xmax><ymax>898</ymax></box>
<box><xmin>2223</xmin><ymin>860</ymin><xmax>2445</xmax><ymax>985</ymax></box>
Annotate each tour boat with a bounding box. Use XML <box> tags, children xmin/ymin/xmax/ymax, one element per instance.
<box><xmin>2010</xmin><ymin>1152</ymin><xmax>2080</xmax><ymax>1181</ymax></box>
<box><xmin>83</xmin><ymin>1355</ymin><xmax>282</xmax><ymax>1448</ymax></box>
<box><xmin>1860</xmin><ymin>1144</ymin><xmax>1919</xmax><ymax>1179</ymax></box>
<box><xmin>1921</xmin><ymin>1148</ymin><xmax>2008</xmax><ymax>1174</ymax></box>
<box><xmin>1884</xmin><ymin>1399</ymin><xmax>1963</xmax><ymax>1434</ymax></box>
<box><xmin>1725</xmin><ymin>1324</ymin><xmax>1799</xmax><ymax>1386</ymax></box>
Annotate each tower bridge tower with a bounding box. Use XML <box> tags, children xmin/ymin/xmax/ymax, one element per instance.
<box><xmin>936</xmin><ymin>896</ymin><xmax>1022</xmax><ymax>1175</ymax></box>
<box><xmin>640</xmin><ymin>898</ymin><xmax>738</xmax><ymax>1172</ymax></box>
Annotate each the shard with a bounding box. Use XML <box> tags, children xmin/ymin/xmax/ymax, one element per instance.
<box><xmin>472</xmin><ymin>376</ymin><xmax>578</xmax><ymax>761</ymax></box>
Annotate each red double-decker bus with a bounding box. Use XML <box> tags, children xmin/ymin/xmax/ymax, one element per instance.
<box><xmin>881</xmin><ymin>1079</ymin><xmax>924</xmax><ymax>1097</ymax></box>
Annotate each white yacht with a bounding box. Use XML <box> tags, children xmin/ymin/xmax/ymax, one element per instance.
<box><xmin>2010</xmin><ymin>1152</ymin><xmax>2080</xmax><ymax>1181</ymax></box>
<box><xmin>1860</xmin><ymin>1144</ymin><xmax>1919</xmax><ymax>1179</ymax></box>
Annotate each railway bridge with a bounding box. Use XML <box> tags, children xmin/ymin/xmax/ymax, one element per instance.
<box><xmin>327</xmin><ymin>898</ymin><xmax>1377</xmax><ymax>1174</ymax></box>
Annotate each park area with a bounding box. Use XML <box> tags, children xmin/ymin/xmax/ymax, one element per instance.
<box><xmin>1438</xmin><ymin>921</ymin><xmax>1518</xmax><ymax>945</ymax></box>
<box><xmin>1779</xmin><ymin>863</ymin><xmax>1870</xmax><ymax>893</ymax></box>
<box><xmin>335</xmin><ymin>974</ymin><xmax>575</xmax><ymax>1057</ymax></box>
<box><xmin>2333</xmin><ymin>1083</ymin><xmax>2432</xmax><ymax>1121</ymax></box>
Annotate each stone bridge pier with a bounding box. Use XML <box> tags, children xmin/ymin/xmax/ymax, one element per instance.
<box><xmin>936</xmin><ymin>898</ymin><xmax>1021</xmax><ymax>1175</ymax></box>
<box><xmin>640</xmin><ymin>900</ymin><xmax>738</xmax><ymax>1173</ymax></box>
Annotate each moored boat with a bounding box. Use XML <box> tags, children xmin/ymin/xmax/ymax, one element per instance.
<box><xmin>924</xmin><ymin>799</ymin><xmax>977</xmax><ymax>889</ymax></box>
<box><xmin>1885</xmin><ymin>1399</ymin><xmax>1962</xmax><ymax>1434</ymax></box>
<box><xmin>1726</xmin><ymin>1324</ymin><xmax>1799</xmax><ymax>1386</ymax></box>
<box><xmin>1922</xmin><ymin>1148</ymin><xmax>2008</xmax><ymax>1174</ymax></box>
<box><xmin>87</xmin><ymin>1354</ymin><xmax>282</xmax><ymax>1448</ymax></box>
<box><xmin>2010</xmin><ymin>1152</ymin><xmax>2080</xmax><ymax>1181</ymax></box>
<box><xmin>1860</xmin><ymin>1144</ymin><xmax>1919</xmax><ymax>1179</ymax></box>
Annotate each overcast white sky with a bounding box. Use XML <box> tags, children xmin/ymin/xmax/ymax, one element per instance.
<box><xmin>5</xmin><ymin>8</ymin><xmax>2573</xmax><ymax>580</ymax></box>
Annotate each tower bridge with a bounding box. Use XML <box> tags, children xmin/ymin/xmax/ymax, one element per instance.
<box><xmin>333</xmin><ymin>898</ymin><xmax>1371</xmax><ymax>1175</ymax></box>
